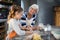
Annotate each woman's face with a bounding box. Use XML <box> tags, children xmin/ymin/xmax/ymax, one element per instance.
<box><xmin>15</xmin><ymin>11</ymin><xmax>23</xmax><ymax>19</ymax></box>
<box><xmin>29</xmin><ymin>8</ymin><xmax>37</xmax><ymax>15</ymax></box>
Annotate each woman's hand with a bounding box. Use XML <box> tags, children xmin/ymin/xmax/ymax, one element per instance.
<box><xmin>32</xmin><ymin>26</ymin><xmax>43</xmax><ymax>30</ymax></box>
<box><xmin>26</xmin><ymin>31</ymin><xmax>33</xmax><ymax>35</ymax></box>
<box><xmin>36</xmin><ymin>27</ymin><xmax>40</xmax><ymax>30</ymax></box>
<box><xmin>37</xmin><ymin>26</ymin><xmax>43</xmax><ymax>30</ymax></box>
<box><xmin>26</xmin><ymin>26</ymin><xmax>33</xmax><ymax>31</ymax></box>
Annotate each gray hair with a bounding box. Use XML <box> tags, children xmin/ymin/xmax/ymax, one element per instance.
<box><xmin>29</xmin><ymin>4</ymin><xmax>39</xmax><ymax>13</ymax></box>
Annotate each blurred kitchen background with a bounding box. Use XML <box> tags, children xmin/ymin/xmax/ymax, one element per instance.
<box><xmin>0</xmin><ymin>0</ymin><xmax>60</xmax><ymax>40</ymax></box>
<box><xmin>0</xmin><ymin>0</ymin><xmax>60</xmax><ymax>26</ymax></box>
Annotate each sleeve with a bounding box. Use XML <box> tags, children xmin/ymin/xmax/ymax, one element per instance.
<box><xmin>11</xmin><ymin>20</ymin><xmax>25</xmax><ymax>36</ymax></box>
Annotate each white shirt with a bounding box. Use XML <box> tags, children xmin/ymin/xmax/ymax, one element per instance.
<box><xmin>7</xmin><ymin>18</ymin><xmax>25</xmax><ymax>36</ymax></box>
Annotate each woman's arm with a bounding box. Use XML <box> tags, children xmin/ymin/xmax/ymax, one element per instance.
<box><xmin>20</xmin><ymin>26</ymin><xmax>32</xmax><ymax>31</ymax></box>
<box><xmin>31</xmin><ymin>26</ymin><xmax>41</xmax><ymax>30</ymax></box>
<box><xmin>21</xmin><ymin>26</ymin><xmax>39</xmax><ymax>31</ymax></box>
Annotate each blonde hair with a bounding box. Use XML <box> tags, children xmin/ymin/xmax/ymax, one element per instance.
<box><xmin>7</xmin><ymin>5</ymin><xmax>23</xmax><ymax>21</ymax></box>
<box><xmin>29</xmin><ymin>4</ymin><xmax>39</xmax><ymax>13</ymax></box>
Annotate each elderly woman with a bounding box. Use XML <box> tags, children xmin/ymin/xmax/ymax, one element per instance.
<box><xmin>19</xmin><ymin>4</ymin><xmax>41</xmax><ymax>40</ymax></box>
<box><xmin>20</xmin><ymin>4</ymin><xmax>40</xmax><ymax>31</ymax></box>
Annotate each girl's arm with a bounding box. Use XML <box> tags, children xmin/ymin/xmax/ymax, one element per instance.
<box><xmin>11</xmin><ymin>20</ymin><xmax>25</xmax><ymax>35</ymax></box>
<box><xmin>11</xmin><ymin>20</ymin><xmax>33</xmax><ymax>35</ymax></box>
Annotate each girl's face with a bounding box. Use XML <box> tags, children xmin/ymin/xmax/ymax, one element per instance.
<box><xmin>15</xmin><ymin>11</ymin><xmax>23</xmax><ymax>19</ymax></box>
<box><xmin>29</xmin><ymin>8</ymin><xmax>37</xmax><ymax>15</ymax></box>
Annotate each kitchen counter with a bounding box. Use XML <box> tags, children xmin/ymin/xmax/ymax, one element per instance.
<box><xmin>6</xmin><ymin>25</ymin><xmax>60</xmax><ymax>40</ymax></box>
<box><xmin>36</xmin><ymin>26</ymin><xmax>60</xmax><ymax>40</ymax></box>
<box><xmin>13</xmin><ymin>26</ymin><xmax>60</xmax><ymax>40</ymax></box>
<box><xmin>13</xmin><ymin>31</ymin><xmax>57</xmax><ymax>40</ymax></box>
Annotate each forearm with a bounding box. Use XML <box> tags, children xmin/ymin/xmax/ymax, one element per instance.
<box><xmin>32</xmin><ymin>26</ymin><xmax>41</xmax><ymax>30</ymax></box>
<box><xmin>32</xmin><ymin>27</ymin><xmax>37</xmax><ymax>30</ymax></box>
<box><xmin>20</xmin><ymin>27</ymin><xmax>30</xmax><ymax>31</ymax></box>
<box><xmin>25</xmin><ymin>31</ymin><xmax>32</xmax><ymax>35</ymax></box>
<box><xmin>21</xmin><ymin>27</ymin><xmax>27</xmax><ymax>30</ymax></box>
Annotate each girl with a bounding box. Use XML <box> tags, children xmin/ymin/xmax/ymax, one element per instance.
<box><xmin>6</xmin><ymin>5</ymin><xmax>33</xmax><ymax>40</ymax></box>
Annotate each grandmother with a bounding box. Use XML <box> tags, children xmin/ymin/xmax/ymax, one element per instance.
<box><xmin>20</xmin><ymin>4</ymin><xmax>39</xmax><ymax>31</ymax></box>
